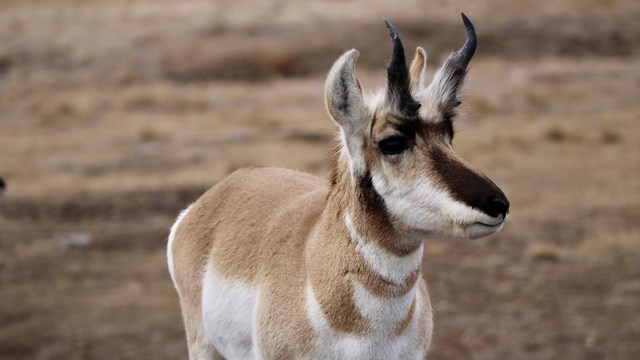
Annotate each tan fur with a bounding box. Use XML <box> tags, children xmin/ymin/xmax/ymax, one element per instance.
<box><xmin>173</xmin><ymin>168</ymin><xmax>321</xmax><ymax>357</ymax></box>
<box><xmin>409</xmin><ymin>47</ymin><xmax>427</xmax><ymax>92</ymax></box>
<box><xmin>172</xmin><ymin>159</ymin><xmax>427</xmax><ymax>357</ymax></box>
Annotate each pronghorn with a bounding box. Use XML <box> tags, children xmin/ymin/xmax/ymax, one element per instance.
<box><xmin>168</xmin><ymin>14</ymin><xmax>509</xmax><ymax>359</ymax></box>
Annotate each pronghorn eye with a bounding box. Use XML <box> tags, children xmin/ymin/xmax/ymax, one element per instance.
<box><xmin>378</xmin><ymin>136</ymin><xmax>409</xmax><ymax>155</ymax></box>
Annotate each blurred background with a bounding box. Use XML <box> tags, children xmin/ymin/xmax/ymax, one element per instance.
<box><xmin>0</xmin><ymin>0</ymin><xmax>638</xmax><ymax>359</ymax></box>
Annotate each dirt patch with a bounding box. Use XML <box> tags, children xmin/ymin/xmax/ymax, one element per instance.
<box><xmin>2</xmin><ymin>7</ymin><xmax>639</xmax><ymax>85</ymax></box>
<box><xmin>1</xmin><ymin>1</ymin><xmax>639</xmax><ymax>359</ymax></box>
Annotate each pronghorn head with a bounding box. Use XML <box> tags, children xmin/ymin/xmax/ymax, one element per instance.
<box><xmin>325</xmin><ymin>14</ymin><xmax>509</xmax><ymax>240</ymax></box>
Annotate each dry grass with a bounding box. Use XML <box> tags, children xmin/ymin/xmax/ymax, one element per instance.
<box><xmin>1</xmin><ymin>1</ymin><xmax>639</xmax><ymax>359</ymax></box>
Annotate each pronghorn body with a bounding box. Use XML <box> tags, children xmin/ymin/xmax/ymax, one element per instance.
<box><xmin>169</xmin><ymin>167</ymin><xmax>431</xmax><ymax>359</ymax></box>
<box><xmin>169</xmin><ymin>15</ymin><xmax>509</xmax><ymax>359</ymax></box>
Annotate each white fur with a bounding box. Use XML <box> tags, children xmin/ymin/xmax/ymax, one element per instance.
<box><xmin>365</xmin><ymin>89</ymin><xmax>385</xmax><ymax>115</ymax></box>
<box><xmin>167</xmin><ymin>204</ymin><xmax>192</xmax><ymax>291</ymax></box>
<box><xmin>371</xmin><ymin>170</ymin><xmax>505</xmax><ymax>239</ymax></box>
<box><xmin>416</xmin><ymin>64</ymin><xmax>458</xmax><ymax>123</ymax></box>
<box><xmin>340</xmin><ymin>129</ymin><xmax>366</xmax><ymax>182</ymax></box>
<box><xmin>305</xmin><ymin>282</ymin><xmax>426</xmax><ymax>360</ymax></box>
<box><xmin>201</xmin><ymin>269</ymin><xmax>260</xmax><ymax>360</ymax></box>
<box><xmin>351</xmin><ymin>281</ymin><xmax>417</xmax><ymax>334</ymax></box>
<box><xmin>344</xmin><ymin>213</ymin><xmax>423</xmax><ymax>285</ymax></box>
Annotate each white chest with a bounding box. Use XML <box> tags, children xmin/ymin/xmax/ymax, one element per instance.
<box><xmin>304</xmin><ymin>281</ymin><xmax>431</xmax><ymax>360</ymax></box>
<box><xmin>201</xmin><ymin>269</ymin><xmax>259</xmax><ymax>360</ymax></box>
<box><xmin>201</xmin><ymin>270</ymin><xmax>432</xmax><ymax>360</ymax></box>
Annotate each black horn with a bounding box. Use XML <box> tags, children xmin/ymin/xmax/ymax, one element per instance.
<box><xmin>384</xmin><ymin>19</ymin><xmax>420</xmax><ymax>116</ymax></box>
<box><xmin>449</xmin><ymin>13</ymin><xmax>477</xmax><ymax>71</ymax></box>
<box><xmin>437</xmin><ymin>13</ymin><xmax>478</xmax><ymax>111</ymax></box>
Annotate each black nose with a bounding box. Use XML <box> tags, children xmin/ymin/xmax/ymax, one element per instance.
<box><xmin>486</xmin><ymin>197</ymin><xmax>509</xmax><ymax>218</ymax></box>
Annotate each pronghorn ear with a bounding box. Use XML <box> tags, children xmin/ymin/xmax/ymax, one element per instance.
<box><xmin>325</xmin><ymin>49</ymin><xmax>366</xmax><ymax>134</ymax></box>
<box><xmin>409</xmin><ymin>47</ymin><xmax>427</xmax><ymax>93</ymax></box>
<box><xmin>427</xmin><ymin>13</ymin><xmax>477</xmax><ymax>119</ymax></box>
<box><xmin>325</xmin><ymin>49</ymin><xmax>368</xmax><ymax>177</ymax></box>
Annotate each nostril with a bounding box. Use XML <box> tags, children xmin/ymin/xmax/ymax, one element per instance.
<box><xmin>491</xmin><ymin>198</ymin><xmax>509</xmax><ymax>218</ymax></box>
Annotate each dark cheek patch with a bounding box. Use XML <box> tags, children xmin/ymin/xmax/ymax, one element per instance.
<box><xmin>358</xmin><ymin>171</ymin><xmax>386</xmax><ymax>214</ymax></box>
<box><xmin>429</xmin><ymin>145</ymin><xmax>500</xmax><ymax>213</ymax></box>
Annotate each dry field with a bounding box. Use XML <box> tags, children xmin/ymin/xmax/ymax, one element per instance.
<box><xmin>1</xmin><ymin>0</ymin><xmax>639</xmax><ymax>359</ymax></box>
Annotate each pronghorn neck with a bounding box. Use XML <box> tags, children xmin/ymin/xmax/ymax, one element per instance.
<box><xmin>328</xmin><ymin>151</ymin><xmax>424</xmax><ymax>257</ymax></box>
<box><xmin>304</xmin><ymin>153</ymin><xmax>425</xmax><ymax>335</ymax></box>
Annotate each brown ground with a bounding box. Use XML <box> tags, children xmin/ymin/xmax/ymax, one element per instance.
<box><xmin>1</xmin><ymin>0</ymin><xmax>639</xmax><ymax>359</ymax></box>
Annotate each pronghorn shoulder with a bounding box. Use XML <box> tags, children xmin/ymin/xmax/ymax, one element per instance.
<box><xmin>174</xmin><ymin>167</ymin><xmax>329</xmax><ymax>284</ymax></box>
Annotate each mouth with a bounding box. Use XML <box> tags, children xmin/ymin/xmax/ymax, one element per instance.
<box><xmin>475</xmin><ymin>213</ymin><xmax>508</xmax><ymax>227</ymax></box>
<box><xmin>476</xmin><ymin>221</ymin><xmax>502</xmax><ymax>227</ymax></box>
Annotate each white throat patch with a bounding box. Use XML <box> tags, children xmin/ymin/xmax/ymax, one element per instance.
<box><xmin>344</xmin><ymin>213</ymin><xmax>423</xmax><ymax>285</ymax></box>
<box><xmin>304</xmin><ymin>282</ymin><xmax>424</xmax><ymax>360</ymax></box>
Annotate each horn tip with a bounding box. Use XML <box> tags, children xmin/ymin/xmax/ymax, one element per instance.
<box><xmin>460</xmin><ymin>12</ymin><xmax>475</xmax><ymax>33</ymax></box>
<box><xmin>383</xmin><ymin>18</ymin><xmax>399</xmax><ymax>40</ymax></box>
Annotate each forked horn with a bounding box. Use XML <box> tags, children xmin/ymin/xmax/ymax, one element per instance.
<box><xmin>384</xmin><ymin>19</ymin><xmax>420</xmax><ymax>116</ymax></box>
